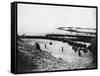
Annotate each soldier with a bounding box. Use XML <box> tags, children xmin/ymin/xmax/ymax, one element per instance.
<box><xmin>62</xmin><ymin>47</ymin><xmax>64</xmax><ymax>52</ymax></box>
<box><xmin>35</xmin><ymin>42</ymin><xmax>41</xmax><ymax>51</ymax></box>
<box><xmin>45</xmin><ymin>44</ymin><xmax>47</xmax><ymax>48</ymax></box>
<box><xmin>78</xmin><ymin>51</ymin><xmax>82</xmax><ymax>57</ymax></box>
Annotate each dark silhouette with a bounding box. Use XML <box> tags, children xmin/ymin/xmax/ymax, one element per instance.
<box><xmin>78</xmin><ymin>51</ymin><xmax>81</xmax><ymax>57</ymax></box>
<box><xmin>45</xmin><ymin>44</ymin><xmax>47</xmax><ymax>48</ymax></box>
<box><xmin>49</xmin><ymin>42</ymin><xmax>52</xmax><ymax>45</ymax></box>
<box><xmin>62</xmin><ymin>47</ymin><xmax>64</xmax><ymax>52</ymax></box>
<box><xmin>35</xmin><ymin>42</ymin><xmax>41</xmax><ymax>50</ymax></box>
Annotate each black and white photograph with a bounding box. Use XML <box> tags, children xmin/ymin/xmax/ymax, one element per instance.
<box><xmin>12</xmin><ymin>2</ymin><xmax>97</xmax><ymax>73</ymax></box>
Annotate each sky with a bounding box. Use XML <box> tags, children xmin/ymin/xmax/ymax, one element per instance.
<box><xmin>18</xmin><ymin>3</ymin><xmax>96</xmax><ymax>35</ymax></box>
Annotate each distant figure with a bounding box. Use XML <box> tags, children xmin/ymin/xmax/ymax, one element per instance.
<box><xmin>74</xmin><ymin>46</ymin><xmax>77</xmax><ymax>53</ymax></box>
<box><xmin>62</xmin><ymin>47</ymin><xmax>64</xmax><ymax>52</ymax></box>
<box><xmin>49</xmin><ymin>42</ymin><xmax>52</xmax><ymax>45</ymax></box>
<box><xmin>45</xmin><ymin>44</ymin><xmax>47</xmax><ymax>48</ymax></box>
<box><xmin>78</xmin><ymin>51</ymin><xmax>81</xmax><ymax>57</ymax></box>
<box><xmin>35</xmin><ymin>42</ymin><xmax>41</xmax><ymax>51</ymax></box>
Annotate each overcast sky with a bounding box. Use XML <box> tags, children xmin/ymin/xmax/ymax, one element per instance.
<box><xmin>18</xmin><ymin>4</ymin><xmax>96</xmax><ymax>35</ymax></box>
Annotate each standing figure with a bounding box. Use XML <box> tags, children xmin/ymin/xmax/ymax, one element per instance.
<box><xmin>78</xmin><ymin>51</ymin><xmax>81</xmax><ymax>57</ymax></box>
<box><xmin>35</xmin><ymin>42</ymin><xmax>41</xmax><ymax>51</ymax></box>
<box><xmin>62</xmin><ymin>47</ymin><xmax>64</xmax><ymax>52</ymax></box>
<box><xmin>45</xmin><ymin>44</ymin><xmax>47</xmax><ymax>48</ymax></box>
<box><xmin>74</xmin><ymin>46</ymin><xmax>77</xmax><ymax>53</ymax></box>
